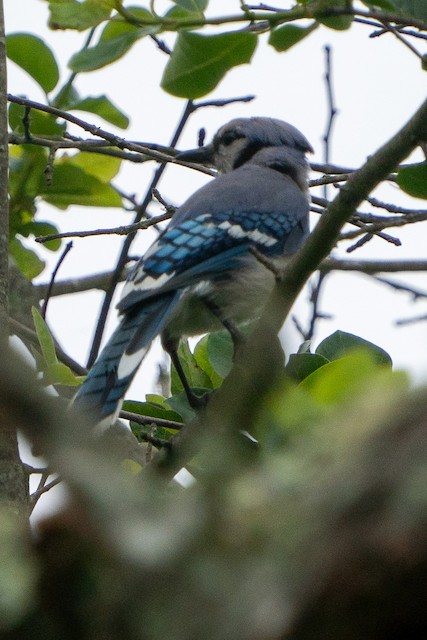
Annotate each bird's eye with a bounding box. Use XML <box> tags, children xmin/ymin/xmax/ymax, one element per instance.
<box><xmin>221</xmin><ymin>131</ymin><xmax>238</xmax><ymax>146</ymax></box>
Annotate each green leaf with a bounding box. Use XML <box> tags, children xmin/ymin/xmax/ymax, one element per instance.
<box><xmin>315</xmin><ymin>0</ymin><xmax>353</xmax><ymax>30</ymax></box>
<box><xmin>392</xmin><ymin>0</ymin><xmax>427</xmax><ymax>21</ymax></box>
<box><xmin>100</xmin><ymin>6</ymin><xmax>155</xmax><ymax>39</ymax></box>
<box><xmin>67</xmin><ymin>95</ymin><xmax>129</xmax><ymax>128</ymax></box>
<box><xmin>361</xmin><ymin>0</ymin><xmax>397</xmax><ymax>9</ymax></box>
<box><xmin>8</xmin><ymin>103</ymin><xmax>66</xmax><ymax>137</ymax></box>
<box><xmin>166</xmin><ymin>388</ymin><xmax>211</xmax><ymax>422</ymax></box>
<box><xmin>69</xmin><ymin>27</ymin><xmax>154</xmax><ymax>71</ymax></box>
<box><xmin>316</xmin><ymin>330</ymin><xmax>392</xmax><ymax>367</ymax></box>
<box><xmin>48</xmin><ymin>362</ymin><xmax>84</xmax><ymax>386</ymax></box>
<box><xmin>52</xmin><ymin>84</ymin><xmax>80</xmax><ymax>111</ymax></box>
<box><xmin>9</xmin><ymin>238</ymin><xmax>45</xmax><ymax>279</ymax></box>
<box><xmin>285</xmin><ymin>352</ymin><xmax>330</xmax><ymax>383</ymax></box>
<box><xmin>31</xmin><ymin>307</ymin><xmax>83</xmax><ymax>385</ymax></box>
<box><xmin>170</xmin><ymin>340</ymin><xmax>213</xmax><ymax>395</ymax></box>
<box><xmin>6</xmin><ymin>33</ymin><xmax>59</xmax><ymax>94</ymax></box>
<box><xmin>38</xmin><ymin>162</ymin><xmax>122</xmax><ymax>208</ymax></box>
<box><xmin>122</xmin><ymin>399</ymin><xmax>183</xmax><ymax>425</ymax></box>
<box><xmin>397</xmin><ymin>163</ymin><xmax>427</xmax><ymax>199</ymax></box>
<box><xmin>172</xmin><ymin>0</ymin><xmax>208</xmax><ymax>12</ymax></box>
<box><xmin>193</xmin><ymin>335</ymin><xmax>223</xmax><ymax>388</ymax></box>
<box><xmin>206</xmin><ymin>330</ymin><xmax>234</xmax><ymax>379</ymax></box>
<box><xmin>47</xmin><ymin>0</ymin><xmax>113</xmax><ymax>31</ymax></box>
<box><xmin>9</xmin><ymin>145</ymin><xmax>47</xmax><ymax>207</ymax></box>
<box><xmin>18</xmin><ymin>221</ymin><xmax>61</xmax><ymax>252</ymax></box>
<box><xmin>301</xmin><ymin>351</ymin><xmax>381</xmax><ymax>406</ymax></box>
<box><xmin>317</xmin><ymin>13</ymin><xmax>353</xmax><ymax>30</ymax></box>
<box><xmin>32</xmin><ymin>307</ymin><xmax>58</xmax><ymax>367</ymax></box>
<box><xmin>161</xmin><ymin>31</ymin><xmax>257</xmax><ymax>99</ymax></box>
<box><xmin>68</xmin><ymin>152</ymin><xmax>121</xmax><ymax>182</ymax></box>
<box><xmin>268</xmin><ymin>23</ymin><xmax>318</xmax><ymax>52</ymax></box>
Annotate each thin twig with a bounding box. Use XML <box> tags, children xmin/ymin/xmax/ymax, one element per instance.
<box><xmin>120</xmin><ymin>409</ymin><xmax>183</xmax><ymax>430</ymax></box>
<box><xmin>373</xmin><ymin>276</ymin><xmax>427</xmax><ymax>300</ymax></box>
<box><xmin>378</xmin><ymin>20</ymin><xmax>424</xmax><ymax>60</ymax></box>
<box><xmin>7</xmin><ymin>94</ymin><xmax>180</xmax><ymax>166</ymax></box>
<box><xmin>29</xmin><ymin>476</ymin><xmax>62</xmax><ymax>515</ymax></box>
<box><xmin>322</xmin><ymin>45</ymin><xmax>338</xmax><ymax>200</ymax></box>
<box><xmin>395</xmin><ymin>313</ymin><xmax>427</xmax><ymax>326</ymax></box>
<box><xmin>306</xmin><ymin>272</ymin><xmax>332</xmax><ymax>340</ymax></box>
<box><xmin>36</xmin><ymin>212</ymin><xmax>172</xmax><ymax>244</ymax></box>
<box><xmin>41</xmin><ymin>241</ymin><xmax>73</xmax><ymax>318</ymax></box>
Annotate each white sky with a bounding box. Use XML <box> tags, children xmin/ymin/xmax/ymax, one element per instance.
<box><xmin>5</xmin><ymin>1</ymin><xmax>427</xmax><ymax>389</ymax></box>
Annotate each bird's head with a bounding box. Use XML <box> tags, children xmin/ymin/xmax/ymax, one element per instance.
<box><xmin>176</xmin><ymin>116</ymin><xmax>313</xmax><ymax>175</ymax></box>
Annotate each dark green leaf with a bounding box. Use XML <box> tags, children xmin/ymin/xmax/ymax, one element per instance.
<box><xmin>100</xmin><ymin>6</ymin><xmax>155</xmax><ymax>39</ymax></box>
<box><xmin>316</xmin><ymin>330</ymin><xmax>392</xmax><ymax>366</ymax></box>
<box><xmin>206</xmin><ymin>330</ymin><xmax>234</xmax><ymax>379</ymax></box>
<box><xmin>6</xmin><ymin>33</ymin><xmax>59</xmax><ymax>93</ymax></box>
<box><xmin>10</xmin><ymin>238</ymin><xmax>45</xmax><ymax>279</ymax></box>
<box><xmin>361</xmin><ymin>0</ymin><xmax>397</xmax><ymax>9</ymax></box>
<box><xmin>68</xmin><ymin>95</ymin><xmax>129</xmax><ymax>128</ymax></box>
<box><xmin>315</xmin><ymin>1</ymin><xmax>353</xmax><ymax>30</ymax></box>
<box><xmin>18</xmin><ymin>221</ymin><xmax>61</xmax><ymax>252</ymax></box>
<box><xmin>392</xmin><ymin>0</ymin><xmax>427</xmax><ymax>21</ymax></box>
<box><xmin>171</xmin><ymin>0</ymin><xmax>207</xmax><ymax>12</ymax></box>
<box><xmin>38</xmin><ymin>162</ymin><xmax>122</xmax><ymax>208</ymax></box>
<box><xmin>52</xmin><ymin>84</ymin><xmax>81</xmax><ymax>110</ymax></box>
<box><xmin>130</xmin><ymin>421</ymin><xmax>176</xmax><ymax>443</ymax></box>
<box><xmin>32</xmin><ymin>306</ymin><xmax>57</xmax><ymax>366</ymax></box>
<box><xmin>285</xmin><ymin>353</ymin><xmax>330</xmax><ymax>383</ymax></box>
<box><xmin>164</xmin><ymin>6</ymin><xmax>197</xmax><ymax>19</ymax></box>
<box><xmin>122</xmin><ymin>399</ymin><xmax>184</xmax><ymax>425</ymax></box>
<box><xmin>397</xmin><ymin>163</ymin><xmax>427</xmax><ymax>199</ymax></box>
<box><xmin>47</xmin><ymin>0</ymin><xmax>113</xmax><ymax>31</ymax></box>
<box><xmin>317</xmin><ymin>13</ymin><xmax>353</xmax><ymax>30</ymax></box>
<box><xmin>8</xmin><ymin>103</ymin><xmax>66</xmax><ymax>137</ymax></box>
<box><xmin>161</xmin><ymin>31</ymin><xmax>257</xmax><ymax>99</ymax></box>
<box><xmin>297</xmin><ymin>340</ymin><xmax>312</xmax><ymax>354</ymax></box>
<box><xmin>170</xmin><ymin>340</ymin><xmax>213</xmax><ymax>395</ymax></box>
<box><xmin>166</xmin><ymin>388</ymin><xmax>211</xmax><ymax>422</ymax></box>
<box><xmin>69</xmin><ymin>27</ymin><xmax>155</xmax><ymax>71</ymax></box>
<box><xmin>9</xmin><ymin>145</ymin><xmax>47</xmax><ymax>206</ymax></box>
<box><xmin>268</xmin><ymin>23</ymin><xmax>318</xmax><ymax>51</ymax></box>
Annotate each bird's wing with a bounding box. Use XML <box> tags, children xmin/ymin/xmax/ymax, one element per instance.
<box><xmin>119</xmin><ymin>167</ymin><xmax>309</xmax><ymax>314</ymax></box>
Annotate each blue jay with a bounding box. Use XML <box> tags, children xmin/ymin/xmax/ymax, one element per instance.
<box><xmin>73</xmin><ymin>117</ymin><xmax>313</xmax><ymax>426</ymax></box>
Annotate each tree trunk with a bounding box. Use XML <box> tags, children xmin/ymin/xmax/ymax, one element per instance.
<box><xmin>0</xmin><ymin>1</ymin><xmax>29</xmax><ymax>513</ymax></box>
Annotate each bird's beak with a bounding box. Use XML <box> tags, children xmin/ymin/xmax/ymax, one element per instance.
<box><xmin>175</xmin><ymin>143</ymin><xmax>215</xmax><ymax>166</ymax></box>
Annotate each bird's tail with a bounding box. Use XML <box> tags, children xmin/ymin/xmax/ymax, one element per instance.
<box><xmin>73</xmin><ymin>292</ymin><xmax>180</xmax><ymax>425</ymax></box>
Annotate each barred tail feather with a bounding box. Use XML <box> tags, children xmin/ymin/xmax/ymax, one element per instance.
<box><xmin>73</xmin><ymin>292</ymin><xmax>180</xmax><ymax>423</ymax></box>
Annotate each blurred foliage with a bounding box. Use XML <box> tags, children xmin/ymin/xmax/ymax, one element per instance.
<box><xmin>1</xmin><ymin>340</ymin><xmax>425</xmax><ymax>640</ymax></box>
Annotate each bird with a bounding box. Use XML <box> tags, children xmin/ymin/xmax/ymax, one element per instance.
<box><xmin>73</xmin><ymin>116</ymin><xmax>313</xmax><ymax>427</ymax></box>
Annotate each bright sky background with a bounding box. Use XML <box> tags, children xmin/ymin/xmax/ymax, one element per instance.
<box><xmin>5</xmin><ymin>0</ymin><xmax>427</xmax><ymax>515</ymax></box>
